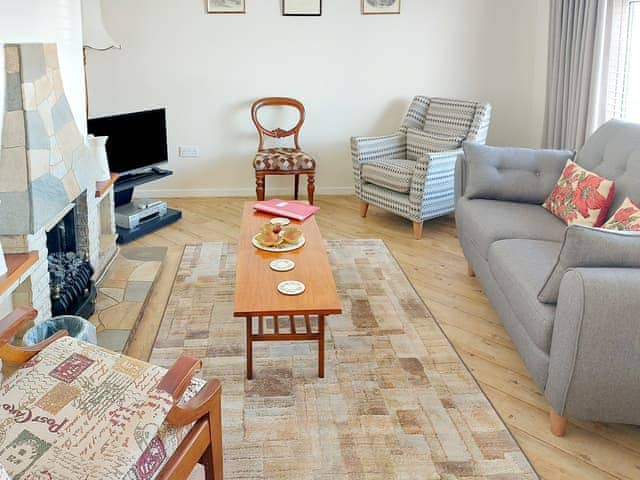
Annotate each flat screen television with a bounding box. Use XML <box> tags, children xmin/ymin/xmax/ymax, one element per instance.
<box><xmin>87</xmin><ymin>108</ymin><xmax>168</xmax><ymax>174</ymax></box>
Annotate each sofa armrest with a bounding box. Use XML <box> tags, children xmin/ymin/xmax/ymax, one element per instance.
<box><xmin>539</xmin><ymin>226</ymin><xmax>640</xmax><ymax>303</ymax></box>
<box><xmin>351</xmin><ymin>133</ymin><xmax>406</xmax><ymax>166</ymax></box>
<box><xmin>409</xmin><ymin>149</ymin><xmax>463</xmax><ymax>207</ymax></box>
<box><xmin>545</xmin><ymin>268</ymin><xmax>640</xmax><ymax>424</ymax></box>
<box><xmin>462</xmin><ymin>142</ymin><xmax>574</xmax><ymax>203</ymax></box>
<box><xmin>351</xmin><ymin>133</ymin><xmax>406</xmax><ymax>196</ymax></box>
<box><xmin>455</xmin><ymin>153</ymin><xmax>465</xmax><ymax>204</ymax></box>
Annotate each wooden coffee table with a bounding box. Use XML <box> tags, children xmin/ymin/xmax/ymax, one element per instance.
<box><xmin>233</xmin><ymin>203</ymin><xmax>342</xmax><ymax>379</ymax></box>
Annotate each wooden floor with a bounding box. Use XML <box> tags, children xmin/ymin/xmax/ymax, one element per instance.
<box><xmin>128</xmin><ymin>196</ymin><xmax>640</xmax><ymax>480</ymax></box>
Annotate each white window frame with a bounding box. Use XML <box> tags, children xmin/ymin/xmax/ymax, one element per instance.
<box><xmin>608</xmin><ymin>0</ymin><xmax>640</xmax><ymax>122</ymax></box>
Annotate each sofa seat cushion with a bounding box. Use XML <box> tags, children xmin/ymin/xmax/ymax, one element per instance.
<box><xmin>456</xmin><ymin>198</ymin><xmax>567</xmax><ymax>260</ymax></box>
<box><xmin>361</xmin><ymin>159</ymin><xmax>415</xmax><ymax>193</ymax></box>
<box><xmin>489</xmin><ymin>239</ymin><xmax>560</xmax><ymax>353</ymax></box>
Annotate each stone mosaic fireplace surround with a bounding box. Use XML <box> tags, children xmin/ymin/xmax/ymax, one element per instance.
<box><xmin>0</xmin><ymin>43</ymin><xmax>117</xmax><ymax>324</ymax></box>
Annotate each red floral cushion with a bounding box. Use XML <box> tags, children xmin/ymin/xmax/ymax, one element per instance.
<box><xmin>542</xmin><ymin>160</ymin><xmax>616</xmax><ymax>227</ymax></box>
<box><xmin>602</xmin><ymin>197</ymin><xmax>640</xmax><ymax>231</ymax></box>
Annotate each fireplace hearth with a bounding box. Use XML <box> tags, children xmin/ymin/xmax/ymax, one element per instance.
<box><xmin>0</xmin><ymin>43</ymin><xmax>117</xmax><ymax>325</ymax></box>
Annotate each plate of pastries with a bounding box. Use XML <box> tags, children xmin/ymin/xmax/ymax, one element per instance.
<box><xmin>252</xmin><ymin>223</ymin><xmax>305</xmax><ymax>252</ymax></box>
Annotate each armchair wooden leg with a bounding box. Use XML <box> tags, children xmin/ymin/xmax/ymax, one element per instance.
<box><xmin>412</xmin><ymin>221</ymin><xmax>423</xmax><ymax>239</ymax></box>
<box><xmin>197</xmin><ymin>383</ymin><xmax>224</xmax><ymax>480</ymax></box>
<box><xmin>360</xmin><ymin>201</ymin><xmax>369</xmax><ymax>218</ymax></box>
<box><xmin>256</xmin><ymin>175</ymin><xmax>265</xmax><ymax>201</ymax></box>
<box><xmin>550</xmin><ymin>410</ymin><xmax>568</xmax><ymax>437</ymax></box>
<box><xmin>307</xmin><ymin>174</ymin><xmax>315</xmax><ymax>205</ymax></box>
<box><xmin>294</xmin><ymin>174</ymin><xmax>300</xmax><ymax>200</ymax></box>
<box><xmin>467</xmin><ymin>262</ymin><xmax>476</xmax><ymax>277</ymax></box>
<box><xmin>206</xmin><ymin>392</ymin><xmax>224</xmax><ymax>480</ymax></box>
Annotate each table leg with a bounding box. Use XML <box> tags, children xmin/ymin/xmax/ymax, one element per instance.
<box><xmin>318</xmin><ymin>315</ymin><xmax>325</xmax><ymax>378</ymax></box>
<box><xmin>246</xmin><ymin>317</ymin><xmax>253</xmax><ymax>380</ymax></box>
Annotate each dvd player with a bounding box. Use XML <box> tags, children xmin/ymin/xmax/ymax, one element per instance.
<box><xmin>115</xmin><ymin>199</ymin><xmax>167</xmax><ymax>230</ymax></box>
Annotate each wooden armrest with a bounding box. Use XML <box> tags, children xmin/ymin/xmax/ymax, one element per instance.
<box><xmin>0</xmin><ymin>307</ymin><xmax>37</xmax><ymax>345</ymax></box>
<box><xmin>158</xmin><ymin>354</ymin><xmax>203</xmax><ymax>402</ymax></box>
<box><xmin>0</xmin><ymin>307</ymin><xmax>68</xmax><ymax>365</ymax></box>
<box><xmin>166</xmin><ymin>379</ymin><xmax>222</xmax><ymax>427</ymax></box>
<box><xmin>158</xmin><ymin>355</ymin><xmax>222</xmax><ymax>428</ymax></box>
<box><xmin>0</xmin><ymin>330</ymin><xmax>68</xmax><ymax>364</ymax></box>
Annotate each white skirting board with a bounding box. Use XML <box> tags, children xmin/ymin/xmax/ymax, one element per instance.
<box><xmin>133</xmin><ymin>186</ymin><xmax>355</xmax><ymax>198</ymax></box>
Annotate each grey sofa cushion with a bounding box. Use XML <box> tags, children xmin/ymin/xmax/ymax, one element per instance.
<box><xmin>489</xmin><ymin>239</ymin><xmax>560</xmax><ymax>353</ymax></box>
<box><xmin>455</xmin><ymin>198</ymin><xmax>566</xmax><ymax>259</ymax></box>
<box><xmin>538</xmin><ymin>225</ymin><xmax>640</xmax><ymax>304</ymax></box>
<box><xmin>462</xmin><ymin>143</ymin><xmax>574</xmax><ymax>203</ymax></box>
<box><xmin>575</xmin><ymin>119</ymin><xmax>640</xmax><ymax>211</ymax></box>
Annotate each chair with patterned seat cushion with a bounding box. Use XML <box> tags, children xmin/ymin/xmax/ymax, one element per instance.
<box><xmin>251</xmin><ymin>97</ymin><xmax>317</xmax><ymax>204</ymax></box>
<box><xmin>0</xmin><ymin>307</ymin><xmax>223</xmax><ymax>480</ymax></box>
<box><xmin>352</xmin><ymin>96</ymin><xmax>492</xmax><ymax>238</ymax></box>
<box><xmin>361</xmin><ymin>159</ymin><xmax>415</xmax><ymax>193</ymax></box>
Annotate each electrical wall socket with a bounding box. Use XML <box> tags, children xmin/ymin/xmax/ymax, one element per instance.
<box><xmin>179</xmin><ymin>145</ymin><xmax>200</xmax><ymax>158</ymax></box>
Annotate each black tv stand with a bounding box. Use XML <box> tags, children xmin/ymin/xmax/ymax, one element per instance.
<box><xmin>114</xmin><ymin>167</ymin><xmax>182</xmax><ymax>244</ymax></box>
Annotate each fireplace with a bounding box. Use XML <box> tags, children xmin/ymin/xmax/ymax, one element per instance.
<box><xmin>46</xmin><ymin>203</ymin><xmax>97</xmax><ymax>319</ymax></box>
<box><xmin>0</xmin><ymin>44</ymin><xmax>118</xmax><ymax>326</ymax></box>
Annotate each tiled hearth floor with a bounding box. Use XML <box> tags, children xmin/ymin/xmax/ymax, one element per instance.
<box><xmin>90</xmin><ymin>246</ymin><xmax>166</xmax><ymax>353</ymax></box>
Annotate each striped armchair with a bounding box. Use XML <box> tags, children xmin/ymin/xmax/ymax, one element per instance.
<box><xmin>352</xmin><ymin>96</ymin><xmax>492</xmax><ymax>238</ymax></box>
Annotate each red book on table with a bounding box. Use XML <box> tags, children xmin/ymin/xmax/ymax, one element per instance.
<box><xmin>253</xmin><ymin>199</ymin><xmax>319</xmax><ymax>221</ymax></box>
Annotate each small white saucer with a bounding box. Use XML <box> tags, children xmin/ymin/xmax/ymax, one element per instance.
<box><xmin>270</xmin><ymin>259</ymin><xmax>295</xmax><ymax>272</ymax></box>
<box><xmin>277</xmin><ymin>280</ymin><xmax>305</xmax><ymax>296</ymax></box>
<box><xmin>270</xmin><ymin>217</ymin><xmax>291</xmax><ymax>226</ymax></box>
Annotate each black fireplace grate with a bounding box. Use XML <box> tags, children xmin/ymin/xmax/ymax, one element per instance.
<box><xmin>48</xmin><ymin>253</ymin><xmax>96</xmax><ymax>320</ymax></box>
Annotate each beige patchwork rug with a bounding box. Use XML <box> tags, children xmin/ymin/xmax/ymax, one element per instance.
<box><xmin>149</xmin><ymin>240</ymin><xmax>538</xmax><ymax>479</ymax></box>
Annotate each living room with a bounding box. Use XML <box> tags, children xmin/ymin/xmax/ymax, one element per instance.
<box><xmin>0</xmin><ymin>0</ymin><xmax>638</xmax><ymax>479</ymax></box>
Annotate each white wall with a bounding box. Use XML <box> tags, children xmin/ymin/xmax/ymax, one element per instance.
<box><xmin>88</xmin><ymin>0</ymin><xmax>550</xmax><ymax>197</ymax></box>
<box><xmin>0</xmin><ymin>0</ymin><xmax>86</xmax><ymax>145</ymax></box>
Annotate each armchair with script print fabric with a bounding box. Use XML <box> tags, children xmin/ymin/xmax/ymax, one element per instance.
<box><xmin>352</xmin><ymin>96</ymin><xmax>491</xmax><ymax>238</ymax></box>
<box><xmin>0</xmin><ymin>307</ymin><xmax>223</xmax><ymax>480</ymax></box>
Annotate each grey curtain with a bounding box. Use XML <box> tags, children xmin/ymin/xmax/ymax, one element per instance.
<box><xmin>543</xmin><ymin>0</ymin><xmax>613</xmax><ymax>150</ymax></box>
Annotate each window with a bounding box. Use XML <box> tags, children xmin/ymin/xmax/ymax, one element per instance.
<box><xmin>608</xmin><ymin>0</ymin><xmax>640</xmax><ymax>122</ymax></box>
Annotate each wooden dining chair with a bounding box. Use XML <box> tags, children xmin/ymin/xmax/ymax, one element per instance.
<box><xmin>251</xmin><ymin>97</ymin><xmax>316</xmax><ymax>204</ymax></box>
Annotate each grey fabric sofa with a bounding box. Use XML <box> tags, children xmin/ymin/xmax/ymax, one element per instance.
<box><xmin>455</xmin><ymin>120</ymin><xmax>640</xmax><ymax>435</ymax></box>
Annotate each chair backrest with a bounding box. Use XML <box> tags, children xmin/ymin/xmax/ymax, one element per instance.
<box><xmin>576</xmin><ymin>119</ymin><xmax>640</xmax><ymax>210</ymax></box>
<box><xmin>251</xmin><ymin>97</ymin><xmax>306</xmax><ymax>150</ymax></box>
<box><xmin>401</xmin><ymin>96</ymin><xmax>492</xmax><ymax>145</ymax></box>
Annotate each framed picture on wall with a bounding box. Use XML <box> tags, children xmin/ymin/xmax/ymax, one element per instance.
<box><xmin>361</xmin><ymin>0</ymin><xmax>400</xmax><ymax>15</ymax></box>
<box><xmin>207</xmin><ymin>0</ymin><xmax>246</xmax><ymax>14</ymax></box>
<box><xmin>283</xmin><ymin>0</ymin><xmax>322</xmax><ymax>16</ymax></box>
